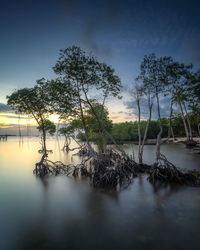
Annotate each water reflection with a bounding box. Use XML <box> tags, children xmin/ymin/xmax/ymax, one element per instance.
<box><xmin>0</xmin><ymin>137</ymin><xmax>200</xmax><ymax>250</ymax></box>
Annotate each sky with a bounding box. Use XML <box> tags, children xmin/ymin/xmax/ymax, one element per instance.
<box><xmin>0</xmin><ymin>0</ymin><xmax>200</xmax><ymax>134</ymax></box>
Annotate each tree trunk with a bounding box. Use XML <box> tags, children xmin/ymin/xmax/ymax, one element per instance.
<box><xmin>198</xmin><ymin>124</ymin><xmax>200</xmax><ymax>137</ymax></box>
<box><xmin>183</xmin><ymin>101</ymin><xmax>193</xmax><ymax>141</ymax></box>
<box><xmin>56</xmin><ymin>122</ymin><xmax>59</xmax><ymax>137</ymax></box>
<box><xmin>79</xmin><ymin>99</ymin><xmax>96</xmax><ymax>157</ymax></box>
<box><xmin>42</xmin><ymin>126</ymin><xmax>47</xmax><ymax>156</ymax></box>
<box><xmin>161</xmin><ymin>100</ymin><xmax>174</xmax><ymax>144</ymax></box>
<box><xmin>88</xmin><ymin>100</ymin><xmax>126</xmax><ymax>155</ymax></box>
<box><xmin>140</xmin><ymin>96</ymin><xmax>153</xmax><ymax>163</ymax></box>
<box><xmin>18</xmin><ymin>114</ymin><xmax>22</xmax><ymax>138</ymax></box>
<box><xmin>169</xmin><ymin>101</ymin><xmax>174</xmax><ymax>139</ymax></box>
<box><xmin>178</xmin><ymin>97</ymin><xmax>190</xmax><ymax>141</ymax></box>
<box><xmin>103</xmin><ymin>134</ymin><xmax>107</xmax><ymax>153</ymax></box>
<box><xmin>82</xmin><ymin>87</ymin><xmax>127</xmax><ymax>156</ymax></box>
<box><xmin>72</xmin><ymin>136</ymin><xmax>81</xmax><ymax>147</ymax></box>
<box><xmin>155</xmin><ymin>91</ymin><xmax>162</xmax><ymax>165</ymax></box>
<box><xmin>171</xmin><ymin>126</ymin><xmax>175</xmax><ymax>141</ymax></box>
<box><xmin>63</xmin><ymin>136</ymin><xmax>71</xmax><ymax>151</ymax></box>
<box><xmin>136</xmin><ymin>96</ymin><xmax>142</xmax><ymax>164</ymax></box>
<box><xmin>76</xmin><ymin>82</ymin><xmax>96</xmax><ymax>157</ymax></box>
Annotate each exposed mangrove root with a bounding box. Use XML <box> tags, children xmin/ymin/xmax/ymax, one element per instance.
<box><xmin>34</xmin><ymin>151</ymin><xmax>200</xmax><ymax>189</ymax></box>
<box><xmin>72</xmin><ymin>144</ymin><xmax>91</xmax><ymax>157</ymax></box>
<box><xmin>91</xmin><ymin>151</ymin><xmax>139</xmax><ymax>189</ymax></box>
<box><xmin>38</xmin><ymin>149</ymin><xmax>53</xmax><ymax>154</ymax></box>
<box><xmin>62</xmin><ymin>143</ymin><xmax>70</xmax><ymax>152</ymax></box>
<box><xmin>148</xmin><ymin>154</ymin><xmax>200</xmax><ymax>186</ymax></box>
<box><xmin>33</xmin><ymin>150</ymin><xmax>148</xmax><ymax>188</ymax></box>
<box><xmin>63</xmin><ymin>144</ymin><xmax>82</xmax><ymax>153</ymax></box>
<box><xmin>34</xmin><ymin>154</ymin><xmax>75</xmax><ymax>177</ymax></box>
<box><xmin>34</xmin><ymin>151</ymin><xmax>92</xmax><ymax>178</ymax></box>
<box><xmin>185</xmin><ymin>140</ymin><xmax>197</xmax><ymax>147</ymax></box>
<box><xmin>63</xmin><ymin>144</ymin><xmax>88</xmax><ymax>155</ymax></box>
<box><xmin>62</xmin><ymin>138</ymin><xmax>90</xmax><ymax>156</ymax></box>
<box><xmin>87</xmin><ymin>150</ymin><xmax>150</xmax><ymax>189</ymax></box>
<box><xmin>62</xmin><ymin>137</ymin><xmax>72</xmax><ymax>152</ymax></box>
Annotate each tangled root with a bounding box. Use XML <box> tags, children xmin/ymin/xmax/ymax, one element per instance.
<box><xmin>34</xmin><ymin>160</ymin><xmax>72</xmax><ymax>177</ymax></box>
<box><xmin>185</xmin><ymin>140</ymin><xmax>197</xmax><ymax>147</ymax></box>
<box><xmin>34</xmin><ymin>151</ymin><xmax>200</xmax><ymax>189</ymax></box>
<box><xmin>90</xmin><ymin>150</ymin><xmax>150</xmax><ymax>189</ymax></box>
<box><xmin>62</xmin><ymin>142</ymin><xmax>90</xmax><ymax>157</ymax></box>
<box><xmin>33</xmin><ymin>151</ymin><xmax>93</xmax><ymax>179</ymax></box>
<box><xmin>34</xmin><ymin>152</ymin><xmax>74</xmax><ymax>177</ymax></box>
<box><xmin>73</xmin><ymin>145</ymin><xmax>90</xmax><ymax>157</ymax></box>
<box><xmin>33</xmin><ymin>150</ymin><xmax>149</xmax><ymax>189</ymax></box>
<box><xmin>148</xmin><ymin>154</ymin><xmax>200</xmax><ymax>186</ymax></box>
<box><xmin>38</xmin><ymin>149</ymin><xmax>53</xmax><ymax>154</ymax></box>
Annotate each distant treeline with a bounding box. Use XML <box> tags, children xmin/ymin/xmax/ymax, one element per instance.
<box><xmin>77</xmin><ymin>115</ymin><xmax>199</xmax><ymax>143</ymax></box>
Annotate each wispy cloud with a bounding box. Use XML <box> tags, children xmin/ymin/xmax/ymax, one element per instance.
<box><xmin>0</xmin><ymin>113</ymin><xmax>28</xmax><ymax>119</ymax></box>
<box><xmin>0</xmin><ymin>103</ymin><xmax>13</xmax><ymax>113</ymax></box>
<box><xmin>0</xmin><ymin>124</ymin><xmax>15</xmax><ymax>128</ymax></box>
<box><xmin>110</xmin><ymin>115</ymin><xmax>120</xmax><ymax>120</ymax></box>
<box><xmin>179</xmin><ymin>37</ymin><xmax>200</xmax><ymax>64</ymax></box>
<box><xmin>124</xmin><ymin>96</ymin><xmax>173</xmax><ymax>120</ymax></box>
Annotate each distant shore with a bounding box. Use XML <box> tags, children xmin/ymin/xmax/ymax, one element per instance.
<box><xmin>165</xmin><ymin>137</ymin><xmax>200</xmax><ymax>145</ymax></box>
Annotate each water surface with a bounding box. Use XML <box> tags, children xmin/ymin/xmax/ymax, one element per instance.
<box><xmin>0</xmin><ymin>137</ymin><xmax>200</xmax><ymax>250</ymax></box>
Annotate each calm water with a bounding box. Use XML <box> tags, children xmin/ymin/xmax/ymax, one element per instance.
<box><xmin>0</xmin><ymin>137</ymin><xmax>200</xmax><ymax>250</ymax></box>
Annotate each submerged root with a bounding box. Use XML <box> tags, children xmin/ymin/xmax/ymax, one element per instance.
<box><xmin>33</xmin><ymin>153</ymin><xmax>75</xmax><ymax>177</ymax></box>
<box><xmin>90</xmin><ymin>150</ymin><xmax>149</xmax><ymax>189</ymax></box>
<box><xmin>38</xmin><ymin>149</ymin><xmax>53</xmax><ymax>154</ymax></box>
<box><xmin>33</xmin><ymin>150</ymin><xmax>149</xmax><ymax>189</ymax></box>
<box><xmin>148</xmin><ymin>154</ymin><xmax>200</xmax><ymax>186</ymax></box>
<box><xmin>185</xmin><ymin>140</ymin><xmax>197</xmax><ymax>147</ymax></box>
<box><xmin>34</xmin><ymin>159</ymin><xmax>74</xmax><ymax>177</ymax></box>
<box><xmin>34</xmin><ymin>153</ymin><xmax>92</xmax><ymax>179</ymax></box>
<box><xmin>62</xmin><ymin>144</ymin><xmax>70</xmax><ymax>152</ymax></box>
<box><xmin>62</xmin><ymin>140</ymin><xmax>90</xmax><ymax>156</ymax></box>
<box><xmin>62</xmin><ymin>144</ymin><xmax>86</xmax><ymax>154</ymax></box>
<box><xmin>34</xmin><ymin>151</ymin><xmax>200</xmax><ymax>189</ymax></box>
<box><xmin>73</xmin><ymin>145</ymin><xmax>90</xmax><ymax>157</ymax></box>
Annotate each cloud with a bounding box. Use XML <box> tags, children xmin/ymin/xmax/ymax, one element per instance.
<box><xmin>57</xmin><ymin>0</ymin><xmax>120</xmax><ymax>59</ymax></box>
<box><xmin>117</xmin><ymin>110</ymin><xmax>133</xmax><ymax>116</ymax></box>
<box><xmin>0</xmin><ymin>113</ymin><xmax>27</xmax><ymax>119</ymax></box>
<box><xmin>180</xmin><ymin>37</ymin><xmax>200</xmax><ymax>64</ymax></box>
<box><xmin>0</xmin><ymin>124</ymin><xmax>14</xmax><ymax>128</ymax></box>
<box><xmin>0</xmin><ymin>103</ymin><xmax>13</xmax><ymax>113</ymax></box>
<box><xmin>110</xmin><ymin>115</ymin><xmax>120</xmax><ymax>119</ymax></box>
<box><xmin>81</xmin><ymin>22</ymin><xmax>114</xmax><ymax>59</ymax></box>
<box><xmin>124</xmin><ymin>95</ymin><xmax>172</xmax><ymax>119</ymax></box>
<box><xmin>0</xmin><ymin>122</ymin><xmax>39</xmax><ymax>135</ymax></box>
<box><xmin>120</xmin><ymin>36</ymin><xmax>178</xmax><ymax>49</ymax></box>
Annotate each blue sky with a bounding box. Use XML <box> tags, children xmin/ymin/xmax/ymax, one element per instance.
<box><xmin>0</xmin><ymin>0</ymin><xmax>200</xmax><ymax>123</ymax></box>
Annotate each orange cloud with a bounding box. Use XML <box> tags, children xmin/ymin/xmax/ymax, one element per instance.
<box><xmin>0</xmin><ymin>125</ymin><xmax>14</xmax><ymax>128</ymax></box>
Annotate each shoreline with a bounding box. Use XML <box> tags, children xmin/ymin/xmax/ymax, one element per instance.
<box><xmin>164</xmin><ymin>137</ymin><xmax>200</xmax><ymax>146</ymax></box>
